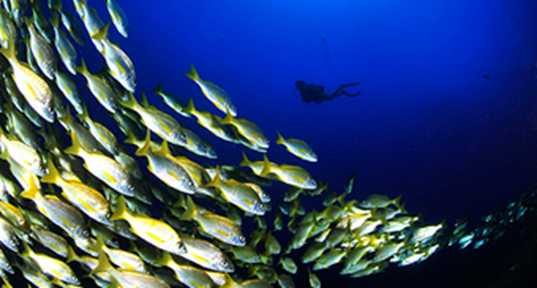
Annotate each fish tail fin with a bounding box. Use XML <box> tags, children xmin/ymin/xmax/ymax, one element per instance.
<box><xmin>66</xmin><ymin>245</ymin><xmax>80</xmax><ymax>263</ymax></box>
<box><xmin>0</xmin><ymin>25</ymin><xmax>15</xmax><ymax>62</ymax></box>
<box><xmin>393</xmin><ymin>194</ymin><xmax>402</xmax><ymax>209</ymax></box>
<box><xmin>374</xmin><ymin>207</ymin><xmax>388</xmax><ymax>226</ymax></box>
<box><xmin>221</xmin><ymin>273</ymin><xmax>236</xmax><ymax>288</ymax></box>
<box><xmin>49</xmin><ymin>13</ymin><xmax>60</xmax><ymax>28</ymax></box>
<box><xmin>120</xmin><ymin>93</ymin><xmax>140</xmax><ymax>111</ymax></box>
<box><xmin>276</xmin><ymin>131</ymin><xmax>285</xmax><ymax>145</ymax></box>
<box><xmin>93</xmin><ymin>235</ymin><xmax>105</xmax><ymax>251</ymax></box>
<box><xmin>20</xmin><ymin>175</ymin><xmax>43</xmax><ymax>202</ymax></box>
<box><xmin>50</xmin><ymin>0</ymin><xmax>62</xmax><ymax>12</ymax></box>
<box><xmin>336</xmin><ymin>192</ymin><xmax>347</xmax><ymax>206</ymax></box>
<box><xmin>140</xmin><ymin>93</ymin><xmax>149</xmax><ymax>108</ymax></box>
<box><xmin>185</xmin><ymin>64</ymin><xmax>199</xmax><ymax>81</ymax></box>
<box><xmin>239</xmin><ymin>152</ymin><xmax>251</xmax><ymax>167</ymax></box>
<box><xmin>40</xmin><ymin>159</ymin><xmax>62</xmax><ymax>184</ymax></box>
<box><xmin>57</xmin><ymin>104</ymin><xmax>72</xmax><ymax>127</ymax></box>
<box><xmin>260</xmin><ymin>154</ymin><xmax>273</xmax><ymax>176</ymax></box>
<box><xmin>74</xmin><ymin>59</ymin><xmax>89</xmax><ymax>75</ymax></box>
<box><xmin>64</xmin><ymin>131</ymin><xmax>83</xmax><ymax>156</ymax></box>
<box><xmin>182</xmin><ymin>98</ymin><xmax>196</xmax><ymax>115</ymax></box>
<box><xmin>90</xmin><ymin>252</ymin><xmax>112</xmax><ymax>275</ymax></box>
<box><xmin>23</xmin><ymin>17</ymin><xmax>33</xmax><ymax>29</ymax></box>
<box><xmin>206</xmin><ymin>166</ymin><xmax>221</xmax><ymax>188</ymax></box>
<box><xmin>180</xmin><ymin>196</ymin><xmax>198</xmax><ymax>220</ymax></box>
<box><xmin>135</xmin><ymin>130</ymin><xmax>151</xmax><ymax>156</ymax></box>
<box><xmin>220</xmin><ymin>109</ymin><xmax>234</xmax><ymax>125</ymax></box>
<box><xmin>109</xmin><ymin>195</ymin><xmax>128</xmax><ymax>221</ymax></box>
<box><xmin>20</xmin><ymin>241</ymin><xmax>31</xmax><ymax>257</ymax></box>
<box><xmin>92</xmin><ymin>22</ymin><xmax>110</xmax><ymax>42</ymax></box>
<box><xmin>171</xmin><ymin>194</ymin><xmax>185</xmax><ymax>208</ymax></box>
<box><xmin>77</xmin><ymin>105</ymin><xmax>91</xmax><ymax>124</ymax></box>
<box><xmin>124</xmin><ymin>130</ymin><xmax>139</xmax><ymax>146</ymax></box>
<box><xmin>152</xmin><ymin>82</ymin><xmax>163</xmax><ymax>95</ymax></box>
<box><xmin>399</xmin><ymin>202</ymin><xmax>407</xmax><ymax>215</ymax></box>
<box><xmin>152</xmin><ymin>251</ymin><xmax>172</xmax><ymax>266</ymax></box>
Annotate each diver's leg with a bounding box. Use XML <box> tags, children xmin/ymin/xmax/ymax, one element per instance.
<box><xmin>342</xmin><ymin>91</ymin><xmax>361</xmax><ymax>97</ymax></box>
<box><xmin>327</xmin><ymin>91</ymin><xmax>343</xmax><ymax>101</ymax></box>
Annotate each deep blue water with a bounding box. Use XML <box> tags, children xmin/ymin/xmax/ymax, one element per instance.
<box><xmin>79</xmin><ymin>0</ymin><xmax>537</xmax><ymax>224</ymax></box>
<box><xmin>75</xmin><ymin>0</ymin><xmax>537</xmax><ymax>286</ymax></box>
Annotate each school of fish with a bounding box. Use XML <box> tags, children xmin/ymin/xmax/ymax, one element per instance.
<box><xmin>0</xmin><ymin>0</ymin><xmax>492</xmax><ymax>287</ymax></box>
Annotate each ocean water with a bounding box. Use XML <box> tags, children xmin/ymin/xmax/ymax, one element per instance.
<box><xmin>91</xmin><ymin>0</ymin><xmax>537</xmax><ymax>223</ymax></box>
<box><xmin>73</xmin><ymin>0</ymin><xmax>537</xmax><ymax>286</ymax></box>
<box><xmin>5</xmin><ymin>0</ymin><xmax>537</xmax><ymax>287</ymax></box>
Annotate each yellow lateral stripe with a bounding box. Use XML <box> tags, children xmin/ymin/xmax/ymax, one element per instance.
<box><xmin>190</xmin><ymin>252</ymin><xmax>208</xmax><ymax>264</ymax></box>
<box><xmin>26</xmin><ymin>82</ymin><xmax>39</xmax><ymax>101</ymax></box>
<box><xmin>215</xmin><ymin>228</ymin><xmax>231</xmax><ymax>238</ymax></box>
<box><xmin>79</xmin><ymin>197</ymin><xmax>98</xmax><ymax>214</ymax></box>
<box><xmin>161</xmin><ymin>123</ymin><xmax>172</xmax><ymax>134</ymax></box>
<box><xmin>115</xmin><ymin>60</ymin><xmax>126</xmax><ymax>75</ymax></box>
<box><xmin>291</xmin><ymin>175</ymin><xmax>304</xmax><ymax>182</ymax></box>
<box><xmin>57</xmin><ymin>212</ymin><xmax>75</xmax><ymax>230</ymax></box>
<box><xmin>101</xmin><ymin>170</ymin><xmax>118</xmax><ymax>184</ymax></box>
<box><xmin>63</xmin><ymin>83</ymin><xmax>73</xmax><ymax>95</ymax></box>
<box><xmin>145</xmin><ymin>230</ymin><xmax>165</xmax><ymax>244</ymax></box>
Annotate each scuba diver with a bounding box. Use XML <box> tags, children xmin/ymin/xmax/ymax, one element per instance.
<box><xmin>295</xmin><ymin>81</ymin><xmax>361</xmax><ymax>104</ymax></box>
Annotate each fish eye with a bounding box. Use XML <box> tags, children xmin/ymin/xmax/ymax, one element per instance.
<box><xmin>239</xmin><ymin>235</ymin><xmax>246</xmax><ymax>243</ymax></box>
<box><xmin>82</xmin><ymin>230</ymin><xmax>90</xmax><ymax>238</ymax></box>
<box><xmin>220</xmin><ymin>260</ymin><xmax>228</xmax><ymax>267</ymax></box>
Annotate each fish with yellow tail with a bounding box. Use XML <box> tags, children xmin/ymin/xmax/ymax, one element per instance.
<box><xmin>75</xmin><ymin>59</ymin><xmax>119</xmax><ymax>113</ymax></box>
<box><xmin>182</xmin><ymin>97</ymin><xmax>241</xmax><ymax>143</ymax></box>
<box><xmin>106</xmin><ymin>0</ymin><xmax>129</xmax><ymax>38</ymax></box>
<box><xmin>50</xmin><ymin>14</ymin><xmax>77</xmax><ymax>75</ymax></box>
<box><xmin>260</xmin><ymin>155</ymin><xmax>317</xmax><ymax>189</ymax></box>
<box><xmin>65</xmin><ymin>131</ymin><xmax>137</xmax><ymax>197</ymax></box>
<box><xmin>153</xmin><ymin>82</ymin><xmax>191</xmax><ymax>118</ymax></box>
<box><xmin>129</xmin><ymin>130</ymin><xmax>196</xmax><ymax>195</ymax></box>
<box><xmin>91</xmin><ymin>22</ymin><xmax>136</xmax><ymax>92</ymax></box>
<box><xmin>78</xmin><ymin>106</ymin><xmax>120</xmax><ymax>156</ymax></box>
<box><xmin>41</xmin><ymin>158</ymin><xmax>112</xmax><ymax>226</ymax></box>
<box><xmin>0</xmin><ymin>24</ymin><xmax>54</xmax><ymax>122</ymax></box>
<box><xmin>20</xmin><ymin>175</ymin><xmax>90</xmax><ymax>241</ymax></box>
<box><xmin>20</xmin><ymin>242</ymin><xmax>80</xmax><ymax>285</ymax></box>
<box><xmin>91</xmin><ymin>252</ymin><xmax>170</xmax><ymax>288</ymax></box>
<box><xmin>24</xmin><ymin>17</ymin><xmax>56</xmax><ymax>80</ymax></box>
<box><xmin>207</xmin><ymin>167</ymin><xmax>266</xmax><ymax>216</ymax></box>
<box><xmin>186</xmin><ymin>64</ymin><xmax>237</xmax><ymax>117</ymax></box>
<box><xmin>0</xmin><ymin>126</ymin><xmax>46</xmax><ymax>177</ymax></box>
<box><xmin>276</xmin><ymin>131</ymin><xmax>318</xmax><ymax>162</ymax></box>
<box><xmin>110</xmin><ymin>195</ymin><xmax>186</xmax><ymax>255</ymax></box>
<box><xmin>181</xmin><ymin>196</ymin><xmax>246</xmax><ymax>246</ymax></box>
<box><xmin>121</xmin><ymin>93</ymin><xmax>187</xmax><ymax>147</ymax></box>
<box><xmin>178</xmin><ymin>235</ymin><xmax>235</xmax><ymax>273</ymax></box>
<box><xmin>152</xmin><ymin>250</ymin><xmax>216</xmax><ymax>288</ymax></box>
<box><xmin>221</xmin><ymin>109</ymin><xmax>269</xmax><ymax>150</ymax></box>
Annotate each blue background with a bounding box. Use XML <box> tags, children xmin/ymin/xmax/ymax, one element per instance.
<box><xmin>74</xmin><ymin>0</ymin><xmax>537</xmax><ymax>285</ymax></box>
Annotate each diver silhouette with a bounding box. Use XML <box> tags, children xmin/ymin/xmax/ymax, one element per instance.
<box><xmin>295</xmin><ymin>81</ymin><xmax>361</xmax><ymax>104</ymax></box>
